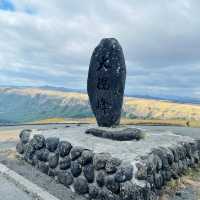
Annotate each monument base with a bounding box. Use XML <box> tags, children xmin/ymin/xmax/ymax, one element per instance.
<box><xmin>85</xmin><ymin>126</ymin><xmax>144</xmax><ymax>141</ymax></box>
<box><xmin>16</xmin><ymin>125</ymin><xmax>200</xmax><ymax>200</ymax></box>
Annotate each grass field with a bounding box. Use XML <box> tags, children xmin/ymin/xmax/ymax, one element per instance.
<box><xmin>1</xmin><ymin>87</ymin><xmax>200</xmax><ymax>126</ymax></box>
<box><xmin>31</xmin><ymin>117</ymin><xmax>200</xmax><ymax>128</ymax></box>
<box><xmin>160</xmin><ymin>166</ymin><xmax>200</xmax><ymax>199</ymax></box>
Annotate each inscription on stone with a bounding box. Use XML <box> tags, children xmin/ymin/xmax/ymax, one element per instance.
<box><xmin>87</xmin><ymin>38</ymin><xmax>126</xmax><ymax>127</ymax></box>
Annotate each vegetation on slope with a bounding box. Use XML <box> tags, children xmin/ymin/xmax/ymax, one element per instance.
<box><xmin>1</xmin><ymin>87</ymin><xmax>200</xmax><ymax>126</ymax></box>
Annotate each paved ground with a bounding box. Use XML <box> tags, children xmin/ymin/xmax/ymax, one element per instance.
<box><xmin>0</xmin><ymin>174</ymin><xmax>34</xmax><ymax>200</ymax></box>
<box><xmin>138</xmin><ymin>125</ymin><xmax>200</xmax><ymax>139</ymax></box>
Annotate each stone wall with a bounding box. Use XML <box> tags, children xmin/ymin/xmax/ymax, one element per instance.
<box><xmin>16</xmin><ymin>129</ymin><xmax>200</xmax><ymax>200</ymax></box>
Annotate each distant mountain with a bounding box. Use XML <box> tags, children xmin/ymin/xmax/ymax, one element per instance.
<box><xmin>128</xmin><ymin>94</ymin><xmax>200</xmax><ymax>105</ymax></box>
<box><xmin>40</xmin><ymin>86</ymin><xmax>200</xmax><ymax>104</ymax></box>
<box><xmin>1</xmin><ymin>85</ymin><xmax>200</xmax><ymax>104</ymax></box>
<box><xmin>39</xmin><ymin>85</ymin><xmax>86</xmax><ymax>93</ymax></box>
<box><xmin>0</xmin><ymin>86</ymin><xmax>200</xmax><ymax>124</ymax></box>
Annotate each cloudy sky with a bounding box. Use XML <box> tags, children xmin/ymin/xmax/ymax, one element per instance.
<box><xmin>0</xmin><ymin>0</ymin><xmax>200</xmax><ymax>99</ymax></box>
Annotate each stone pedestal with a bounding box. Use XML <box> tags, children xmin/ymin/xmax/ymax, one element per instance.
<box><xmin>16</xmin><ymin>125</ymin><xmax>199</xmax><ymax>200</ymax></box>
<box><xmin>85</xmin><ymin>126</ymin><xmax>144</xmax><ymax>141</ymax></box>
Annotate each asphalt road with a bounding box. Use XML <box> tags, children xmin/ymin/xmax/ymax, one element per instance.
<box><xmin>0</xmin><ymin>174</ymin><xmax>34</xmax><ymax>200</ymax></box>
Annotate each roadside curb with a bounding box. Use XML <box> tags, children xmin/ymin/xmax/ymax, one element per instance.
<box><xmin>0</xmin><ymin>163</ymin><xmax>60</xmax><ymax>200</ymax></box>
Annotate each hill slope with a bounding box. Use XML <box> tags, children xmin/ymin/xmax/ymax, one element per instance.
<box><xmin>0</xmin><ymin>87</ymin><xmax>200</xmax><ymax>124</ymax></box>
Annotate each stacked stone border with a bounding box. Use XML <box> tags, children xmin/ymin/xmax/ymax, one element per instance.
<box><xmin>16</xmin><ymin>129</ymin><xmax>200</xmax><ymax>200</ymax></box>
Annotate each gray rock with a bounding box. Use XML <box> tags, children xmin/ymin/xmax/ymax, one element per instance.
<box><xmin>114</xmin><ymin>163</ymin><xmax>133</xmax><ymax>183</ymax></box>
<box><xmin>85</xmin><ymin>128</ymin><xmax>143</xmax><ymax>141</ymax></box>
<box><xmin>89</xmin><ymin>185</ymin><xmax>99</xmax><ymax>199</ymax></box>
<box><xmin>38</xmin><ymin>162</ymin><xmax>49</xmax><ymax>174</ymax></box>
<box><xmin>71</xmin><ymin>161</ymin><xmax>82</xmax><ymax>177</ymax></box>
<box><xmin>96</xmin><ymin>170</ymin><xmax>106</xmax><ymax>187</ymax></box>
<box><xmin>46</xmin><ymin>137</ymin><xmax>59</xmax><ymax>152</ymax></box>
<box><xmin>119</xmin><ymin>181</ymin><xmax>135</xmax><ymax>200</ymax></box>
<box><xmin>154</xmin><ymin>173</ymin><xmax>163</xmax><ymax>189</ymax></box>
<box><xmin>87</xmin><ymin>38</ymin><xmax>126</xmax><ymax>127</ymax></box>
<box><xmin>57</xmin><ymin>171</ymin><xmax>73</xmax><ymax>186</ymax></box>
<box><xmin>16</xmin><ymin>142</ymin><xmax>24</xmax><ymax>154</ymax></box>
<box><xmin>190</xmin><ymin>142</ymin><xmax>198</xmax><ymax>153</ymax></box>
<box><xmin>24</xmin><ymin>144</ymin><xmax>35</xmax><ymax>163</ymax></box>
<box><xmin>178</xmin><ymin>160</ymin><xmax>184</xmax><ymax>175</ymax></box>
<box><xmin>105</xmin><ymin>157</ymin><xmax>121</xmax><ymax>174</ymax></box>
<box><xmin>19</xmin><ymin>129</ymin><xmax>31</xmax><ymax>144</ymax></box>
<box><xmin>70</xmin><ymin>146</ymin><xmax>83</xmax><ymax>160</ymax></box>
<box><xmin>165</xmin><ymin>148</ymin><xmax>174</xmax><ymax>165</ymax></box>
<box><xmin>146</xmin><ymin>175</ymin><xmax>155</xmax><ymax>189</ymax></box>
<box><xmin>48</xmin><ymin>168</ymin><xmax>57</xmax><ymax>177</ymax></box>
<box><xmin>79</xmin><ymin>150</ymin><xmax>93</xmax><ymax>165</ymax></box>
<box><xmin>83</xmin><ymin>164</ymin><xmax>95</xmax><ymax>183</ymax></box>
<box><xmin>105</xmin><ymin>175</ymin><xmax>120</xmax><ymax>194</ymax></box>
<box><xmin>30</xmin><ymin>134</ymin><xmax>45</xmax><ymax>150</ymax></box>
<box><xmin>145</xmin><ymin>155</ymin><xmax>155</xmax><ymax>175</ymax></box>
<box><xmin>135</xmin><ymin>162</ymin><xmax>148</xmax><ymax>180</ymax></box>
<box><xmin>74</xmin><ymin>177</ymin><xmax>89</xmax><ymax>195</ymax></box>
<box><xmin>59</xmin><ymin>156</ymin><xmax>71</xmax><ymax>170</ymax></box>
<box><xmin>94</xmin><ymin>153</ymin><xmax>110</xmax><ymax>170</ymax></box>
<box><xmin>182</xmin><ymin>159</ymin><xmax>188</xmax><ymax>171</ymax></box>
<box><xmin>97</xmin><ymin>188</ymin><xmax>118</xmax><ymax>200</ymax></box>
<box><xmin>169</xmin><ymin>146</ymin><xmax>179</xmax><ymax>162</ymax></box>
<box><xmin>152</xmin><ymin>148</ymin><xmax>169</xmax><ymax>169</ymax></box>
<box><xmin>164</xmin><ymin>170</ymin><xmax>172</xmax><ymax>181</ymax></box>
<box><xmin>171</xmin><ymin>162</ymin><xmax>179</xmax><ymax>179</ymax></box>
<box><xmin>35</xmin><ymin>148</ymin><xmax>49</xmax><ymax>162</ymax></box>
<box><xmin>190</xmin><ymin>157</ymin><xmax>195</xmax><ymax>168</ymax></box>
<box><xmin>32</xmin><ymin>154</ymin><xmax>39</xmax><ymax>167</ymax></box>
<box><xmin>176</xmin><ymin>145</ymin><xmax>186</xmax><ymax>160</ymax></box>
<box><xmin>48</xmin><ymin>153</ymin><xmax>59</xmax><ymax>169</ymax></box>
<box><xmin>58</xmin><ymin>141</ymin><xmax>72</xmax><ymax>157</ymax></box>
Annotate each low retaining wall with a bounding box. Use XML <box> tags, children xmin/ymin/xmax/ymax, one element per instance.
<box><xmin>16</xmin><ymin>129</ymin><xmax>200</xmax><ymax>200</ymax></box>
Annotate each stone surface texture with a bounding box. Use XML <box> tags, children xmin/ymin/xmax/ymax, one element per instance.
<box><xmin>85</xmin><ymin>127</ymin><xmax>143</xmax><ymax>141</ymax></box>
<box><xmin>16</xmin><ymin>126</ymin><xmax>200</xmax><ymax>200</ymax></box>
<box><xmin>87</xmin><ymin>38</ymin><xmax>126</xmax><ymax>127</ymax></box>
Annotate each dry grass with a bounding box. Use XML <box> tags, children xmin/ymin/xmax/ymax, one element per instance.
<box><xmin>30</xmin><ymin>117</ymin><xmax>200</xmax><ymax>128</ymax></box>
<box><xmin>160</xmin><ymin>167</ymin><xmax>200</xmax><ymax>200</ymax></box>
<box><xmin>0</xmin><ymin>149</ymin><xmax>17</xmax><ymax>160</ymax></box>
<box><xmin>124</xmin><ymin>97</ymin><xmax>200</xmax><ymax>121</ymax></box>
<box><xmin>2</xmin><ymin>87</ymin><xmax>200</xmax><ymax>125</ymax></box>
<box><xmin>0</xmin><ymin>87</ymin><xmax>88</xmax><ymax>101</ymax></box>
<box><xmin>0</xmin><ymin>129</ymin><xmax>21</xmax><ymax>142</ymax></box>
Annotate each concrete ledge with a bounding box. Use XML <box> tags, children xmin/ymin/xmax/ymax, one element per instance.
<box><xmin>0</xmin><ymin>163</ymin><xmax>60</xmax><ymax>200</ymax></box>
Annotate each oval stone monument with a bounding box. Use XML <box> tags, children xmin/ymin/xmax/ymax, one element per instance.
<box><xmin>87</xmin><ymin>38</ymin><xmax>126</xmax><ymax>127</ymax></box>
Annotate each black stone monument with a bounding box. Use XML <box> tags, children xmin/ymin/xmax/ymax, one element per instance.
<box><xmin>87</xmin><ymin>38</ymin><xmax>126</xmax><ymax>127</ymax></box>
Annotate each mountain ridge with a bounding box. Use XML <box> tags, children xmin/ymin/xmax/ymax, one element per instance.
<box><xmin>0</xmin><ymin>86</ymin><xmax>200</xmax><ymax>124</ymax></box>
<box><xmin>0</xmin><ymin>85</ymin><xmax>199</xmax><ymax>104</ymax></box>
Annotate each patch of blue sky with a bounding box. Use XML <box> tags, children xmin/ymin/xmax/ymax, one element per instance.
<box><xmin>24</xmin><ymin>6</ymin><xmax>37</xmax><ymax>15</ymax></box>
<box><xmin>0</xmin><ymin>0</ymin><xmax>15</xmax><ymax>11</ymax></box>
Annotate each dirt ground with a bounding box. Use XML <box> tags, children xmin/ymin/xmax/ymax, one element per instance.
<box><xmin>159</xmin><ymin>167</ymin><xmax>200</xmax><ymax>200</ymax></box>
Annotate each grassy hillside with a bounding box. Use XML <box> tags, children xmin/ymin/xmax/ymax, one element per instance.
<box><xmin>0</xmin><ymin>87</ymin><xmax>200</xmax><ymax>126</ymax></box>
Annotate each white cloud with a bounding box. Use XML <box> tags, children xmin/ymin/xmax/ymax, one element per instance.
<box><xmin>0</xmin><ymin>0</ymin><xmax>200</xmax><ymax>99</ymax></box>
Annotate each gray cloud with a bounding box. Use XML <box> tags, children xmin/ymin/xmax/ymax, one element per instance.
<box><xmin>0</xmin><ymin>0</ymin><xmax>200</xmax><ymax>99</ymax></box>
